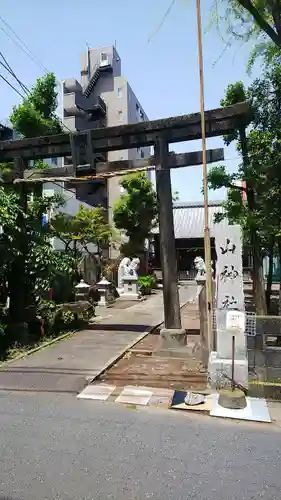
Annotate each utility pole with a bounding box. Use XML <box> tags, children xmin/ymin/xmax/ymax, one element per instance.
<box><xmin>195</xmin><ymin>0</ymin><xmax>214</xmax><ymax>352</ymax></box>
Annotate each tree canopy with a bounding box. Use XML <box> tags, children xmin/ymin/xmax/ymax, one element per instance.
<box><xmin>10</xmin><ymin>72</ymin><xmax>62</xmax><ymax>138</ymax></box>
<box><xmin>207</xmin><ymin>58</ymin><xmax>281</xmax><ymax>313</ymax></box>
<box><xmin>51</xmin><ymin>205</ymin><xmax>113</xmax><ymax>256</ymax></box>
<box><xmin>113</xmin><ymin>172</ymin><xmax>158</xmax><ymax>255</ymax></box>
<box><xmin>210</xmin><ymin>1</ymin><xmax>281</xmax><ymax>69</ymax></box>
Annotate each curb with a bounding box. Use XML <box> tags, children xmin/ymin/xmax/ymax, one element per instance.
<box><xmin>85</xmin><ymin>297</ymin><xmax>192</xmax><ymax>386</ymax></box>
<box><xmin>0</xmin><ymin>314</ymin><xmax>105</xmax><ymax>368</ymax></box>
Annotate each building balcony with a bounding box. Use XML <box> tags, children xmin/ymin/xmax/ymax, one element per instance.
<box><xmin>82</xmin><ymin>96</ymin><xmax>107</xmax><ymax>120</ymax></box>
<box><xmin>63</xmin><ymin>92</ymin><xmax>106</xmax><ymax>122</ymax></box>
<box><xmin>63</xmin><ymin>92</ymin><xmax>85</xmax><ymax>117</ymax></box>
<box><xmin>63</xmin><ymin>78</ymin><xmax>82</xmax><ymax>95</ymax></box>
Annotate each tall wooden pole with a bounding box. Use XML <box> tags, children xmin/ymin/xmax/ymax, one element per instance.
<box><xmin>155</xmin><ymin>137</ymin><xmax>183</xmax><ymax>337</ymax></box>
<box><xmin>196</xmin><ymin>0</ymin><xmax>213</xmax><ymax>352</ymax></box>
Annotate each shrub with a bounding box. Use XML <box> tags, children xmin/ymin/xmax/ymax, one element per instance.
<box><xmin>138</xmin><ymin>275</ymin><xmax>156</xmax><ymax>295</ymax></box>
<box><xmin>0</xmin><ymin>322</ymin><xmax>8</xmax><ymax>357</ymax></box>
<box><xmin>39</xmin><ymin>300</ymin><xmax>95</xmax><ymax>336</ymax></box>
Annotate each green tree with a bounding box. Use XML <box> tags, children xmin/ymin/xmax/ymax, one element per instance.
<box><xmin>211</xmin><ymin>1</ymin><xmax>281</xmax><ymax>46</ymax></box>
<box><xmin>10</xmin><ymin>72</ymin><xmax>62</xmax><ymax>138</ymax></box>
<box><xmin>207</xmin><ymin>82</ymin><xmax>264</xmax><ymax>314</ymax></box>
<box><xmin>210</xmin><ymin>1</ymin><xmax>281</xmax><ymax>69</ymax></box>
<box><xmin>0</xmin><ymin>189</ymin><xmax>75</xmax><ymax>306</ymax></box>
<box><xmin>209</xmin><ymin>62</ymin><xmax>281</xmax><ymax>314</ymax></box>
<box><xmin>113</xmin><ymin>172</ymin><xmax>158</xmax><ymax>255</ymax></box>
<box><xmin>51</xmin><ymin>205</ymin><xmax>113</xmax><ymax>260</ymax></box>
<box><xmin>1</xmin><ymin>73</ymin><xmax>64</xmax><ymax>328</ymax></box>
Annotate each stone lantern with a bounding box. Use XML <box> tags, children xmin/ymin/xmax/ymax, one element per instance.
<box><xmin>75</xmin><ymin>279</ymin><xmax>90</xmax><ymax>301</ymax></box>
<box><xmin>97</xmin><ymin>276</ymin><xmax>112</xmax><ymax>307</ymax></box>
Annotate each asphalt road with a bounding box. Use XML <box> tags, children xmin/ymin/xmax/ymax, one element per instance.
<box><xmin>0</xmin><ymin>391</ymin><xmax>281</xmax><ymax>500</ymax></box>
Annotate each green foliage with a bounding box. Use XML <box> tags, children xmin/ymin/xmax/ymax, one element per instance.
<box><xmin>138</xmin><ymin>275</ymin><xmax>156</xmax><ymax>295</ymax></box>
<box><xmin>39</xmin><ymin>300</ymin><xmax>95</xmax><ymax>336</ymax></box>
<box><xmin>51</xmin><ymin>205</ymin><xmax>113</xmax><ymax>255</ymax></box>
<box><xmin>247</xmin><ymin>41</ymin><xmax>281</xmax><ymax>73</ymax></box>
<box><xmin>10</xmin><ymin>73</ymin><xmax>62</xmax><ymax>138</ymax></box>
<box><xmin>208</xmin><ymin>59</ymin><xmax>281</xmax><ymax>313</ymax></box>
<box><xmin>210</xmin><ymin>0</ymin><xmax>281</xmax><ymax>68</ymax></box>
<box><xmin>113</xmin><ymin>172</ymin><xmax>158</xmax><ymax>253</ymax></box>
<box><xmin>74</xmin><ymin>205</ymin><xmax>113</xmax><ymax>251</ymax></box>
<box><xmin>220</xmin><ymin>81</ymin><xmax>247</xmax><ymax>145</ymax></box>
<box><xmin>0</xmin><ymin>188</ymin><xmax>78</xmax><ymax>304</ymax></box>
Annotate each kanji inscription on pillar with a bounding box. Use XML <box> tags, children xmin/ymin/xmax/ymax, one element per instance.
<box><xmin>214</xmin><ymin>224</ymin><xmax>244</xmax><ymax>311</ymax></box>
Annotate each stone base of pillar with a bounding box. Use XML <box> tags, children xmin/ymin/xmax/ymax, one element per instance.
<box><xmin>155</xmin><ymin>328</ymin><xmax>191</xmax><ymax>359</ymax></box>
<box><xmin>208</xmin><ymin>351</ymin><xmax>248</xmax><ymax>389</ymax></box>
<box><xmin>118</xmin><ymin>293</ymin><xmax>141</xmax><ymax>301</ymax></box>
<box><xmin>160</xmin><ymin>328</ymin><xmax>186</xmax><ymax>348</ymax></box>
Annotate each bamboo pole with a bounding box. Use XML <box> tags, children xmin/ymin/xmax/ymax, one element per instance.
<box><xmin>195</xmin><ymin>0</ymin><xmax>214</xmax><ymax>353</ymax></box>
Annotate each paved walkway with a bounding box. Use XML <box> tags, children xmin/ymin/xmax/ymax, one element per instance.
<box><xmin>0</xmin><ymin>285</ymin><xmax>198</xmax><ymax>394</ymax></box>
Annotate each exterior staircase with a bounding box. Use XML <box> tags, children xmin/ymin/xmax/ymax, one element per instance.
<box><xmin>84</xmin><ymin>63</ymin><xmax>101</xmax><ymax>98</ymax></box>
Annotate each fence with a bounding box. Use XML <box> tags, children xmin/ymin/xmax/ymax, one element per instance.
<box><xmin>211</xmin><ymin>309</ymin><xmax>281</xmax><ymax>384</ymax></box>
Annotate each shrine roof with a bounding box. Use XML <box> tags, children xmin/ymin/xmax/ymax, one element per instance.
<box><xmin>153</xmin><ymin>200</ymin><xmax>227</xmax><ymax>239</ymax></box>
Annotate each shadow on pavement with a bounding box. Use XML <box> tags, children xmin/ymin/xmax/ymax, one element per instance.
<box><xmin>87</xmin><ymin>323</ymin><xmax>152</xmax><ymax>332</ymax></box>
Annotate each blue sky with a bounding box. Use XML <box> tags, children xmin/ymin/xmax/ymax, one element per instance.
<box><xmin>0</xmin><ymin>0</ymin><xmax>259</xmax><ymax>201</ymax></box>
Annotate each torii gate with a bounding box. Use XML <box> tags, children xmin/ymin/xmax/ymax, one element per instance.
<box><xmin>0</xmin><ymin>101</ymin><xmax>250</xmax><ymax>347</ymax></box>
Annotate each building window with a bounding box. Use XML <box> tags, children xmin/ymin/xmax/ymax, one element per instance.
<box><xmin>118</xmin><ymin>110</ymin><xmax>123</xmax><ymax>122</ymax></box>
<box><xmin>117</xmin><ymin>87</ymin><xmax>123</xmax><ymax>98</ymax></box>
<box><xmin>140</xmin><ymin>149</ymin><xmax>145</xmax><ymax>158</ymax></box>
<box><xmin>136</xmin><ymin>104</ymin><xmax>140</xmax><ymax>113</ymax></box>
<box><xmin>100</xmin><ymin>52</ymin><xmax>109</xmax><ymax>66</ymax></box>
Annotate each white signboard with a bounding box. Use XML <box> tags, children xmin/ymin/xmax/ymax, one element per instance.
<box><xmin>226</xmin><ymin>310</ymin><xmax>245</xmax><ymax>333</ymax></box>
<box><xmin>214</xmin><ymin>224</ymin><xmax>244</xmax><ymax>311</ymax></box>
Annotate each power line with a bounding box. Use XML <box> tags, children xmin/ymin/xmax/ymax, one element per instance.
<box><xmin>0</xmin><ymin>73</ymin><xmax>25</xmax><ymax>99</ymax></box>
<box><xmin>0</xmin><ymin>16</ymin><xmax>71</xmax><ymax>133</ymax></box>
<box><xmin>0</xmin><ymin>15</ymin><xmax>48</xmax><ymax>72</ymax></box>
<box><xmin>0</xmin><ymin>51</ymin><xmax>29</xmax><ymax>95</ymax></box>
<box><xmin>148</xmin><ymin>0</ymin><xmax>177</xmax><ymax>43</ymax></box>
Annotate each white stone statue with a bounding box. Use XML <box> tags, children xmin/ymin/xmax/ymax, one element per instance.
<box><xmin>117</xmin><ymin>257</ymin><xmax>131</xmax><ymax>290</ymax></box>
<box><xmin>194</xmin><ymin>256</ymin><xmax>206</xmax><ymax>277</ymax></box>
<box><xmin>128</xmin><ymin>257</ymin><xmax>140</xmax><ymax>278</ymax></box>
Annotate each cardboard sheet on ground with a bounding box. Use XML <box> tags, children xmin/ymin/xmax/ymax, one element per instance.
<box><xmin>170</xmin><ymin>391</ymin><xmax>212</xmax><ymax>413</ymax></box>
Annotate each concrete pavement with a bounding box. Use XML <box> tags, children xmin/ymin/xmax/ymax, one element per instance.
<box><xmin>0</xmin><ymin>390</ymin><xmax>280</xmax><ymax>500</ymax></box>
<box><xmin>0</xmin><ymin>285</ymin><xmax>197</xmax><ymax>394</ymax></box>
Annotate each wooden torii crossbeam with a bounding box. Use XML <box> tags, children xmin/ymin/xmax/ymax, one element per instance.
<box><xmin>0</xmin><ymin>101</ymin><xmax>249</xmax><ymax>162</ymax></box>
<box><xmin>0</xmin><ymin>101</ymin><xmax>250</xmax><ymax>335</ymax></box>
<box><xmin>13</xmin><ymin>149</ymin><xmax>224</xmax><ymax>184</ymax></box>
